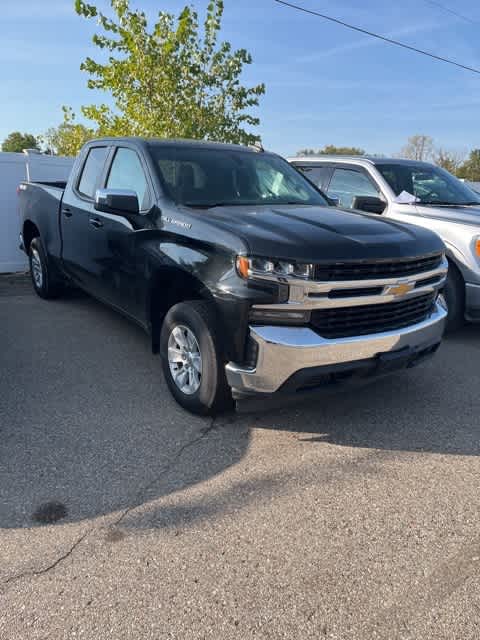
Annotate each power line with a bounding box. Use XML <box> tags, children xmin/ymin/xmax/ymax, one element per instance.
<box><xmin>274</xmin><ymin>0</ymin><xmax>480</xmax><ymax>75</ymax></box>
<box><xmin>423</xmin><ymin>0</ymin><xmax>480</xmax><ymax>26</ymax></box>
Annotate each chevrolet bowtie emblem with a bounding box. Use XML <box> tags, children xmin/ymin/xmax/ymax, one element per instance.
<box><xmin>384</xmin><ymin>282</ymin><xmax>415</xmax><ymax>296</ymax></box>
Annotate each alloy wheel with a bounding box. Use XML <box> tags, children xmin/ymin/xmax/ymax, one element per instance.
<box><xmin>167</xmin><ymin>325</ymin><xmax>203</xmax><ymax>395</ymax></box>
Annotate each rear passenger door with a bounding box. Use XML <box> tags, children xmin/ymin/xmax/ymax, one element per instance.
<box><xmin>61</xmin><ymin>145</ymin><xmax>110</xmax><ymax>289</ymax></box>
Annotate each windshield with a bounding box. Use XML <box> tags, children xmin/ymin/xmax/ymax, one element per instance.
<box><xmin>377</xmin><ymin>163</ymin><xmax>480</xmax><ymax>206</ymax></box>
<box><xmin>149</xmin><ymin>145</ymin><xmax>328</xmax><ymax>208</ymax></box>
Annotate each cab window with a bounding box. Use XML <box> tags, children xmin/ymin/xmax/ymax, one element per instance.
<box><xmin>327</xmin><ymin>168</ymin><xmax>379</xmax><ymax>208</ymax></box>
<box><xmin>297</xmin><ymin>165</ymin><xmax>332</xmax><ymax>190</ymax></box>
<box><xmin>77</xmin><ymin>147</ymin><xmax>109</xmax><ymax>198</ymax></box>
<box><xmin>107</xmin><ymin>148</ymin><xmax>149</xmax><ymax>209</ymax></box>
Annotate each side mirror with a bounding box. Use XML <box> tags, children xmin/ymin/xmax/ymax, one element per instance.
<box><xmin>94</xmin><ymin>188</ymin><xmax>139</xmax><ymax>215</ymax></box>
<box><xmin>352</xmin><ymin>195</ymin><xmax>386</xmax><ymax>215</ymax></box>
<box><xmin>328</xmin><ymin>194</ymin><xmax>340</xmax><ymax>207</ymax></box>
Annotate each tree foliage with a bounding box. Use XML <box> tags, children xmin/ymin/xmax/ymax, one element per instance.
<box><xmin>400</xmin><ymin>134</ymin><xmax>434</xmax><ymax>162</ymax></box>
<box><xmin>40</xmin><ymin>107</ymin><xmax>96</xmax><ymax>156</ymax></box>
<box><xmin>2</xmin><ymin>131</ymin><xmax>39</xmax><ymax>153</ymax></box>
<box><xmin>72</xmin><ymin>0</ymin><xmax>265</xmax><ymax>144</ymax></box>
<box><xmin>457</xmin><ymin>149</ymin><xmax>480</xmax><ymax>182</ymax></box>
<box><xmin>297</xmin><ymin>145</ymin><xmax>365</xmax><ymax>156</ymax></box>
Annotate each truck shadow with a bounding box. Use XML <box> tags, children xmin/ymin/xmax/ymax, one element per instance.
<box><xmin>250</xmin><ymin>324</ymin><xmax>480</xmax><ymax>453</ymax></box>
<box><xmin>122</xmin><ymin>325</ymin><xmax>480</xmax><ymax>534</ymax></box>
<box><xmin>1</xmin><ymin>286</ymin><xmax>479</xmax><ymax>532</ymax></box>
<box><xmin>0</xmin><ymin>289</ymin><xmax>249</xmax><ymax>530</ymax></box>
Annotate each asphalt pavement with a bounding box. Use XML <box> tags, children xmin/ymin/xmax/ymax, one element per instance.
<box><xmin>1</xmin><ymin>275</ymin><xmax>480</xmax><ymax>639</ymax></box>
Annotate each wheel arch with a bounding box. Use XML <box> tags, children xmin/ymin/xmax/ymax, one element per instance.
<box><xmin>22</xmin><ymin>220</ymin><xmax>40</xmax><ymax>254</ymax></box>
<box><xmin>148</xmin><ymin>267</ymin><xmax>216</xmax><ymax>354</ymax></box>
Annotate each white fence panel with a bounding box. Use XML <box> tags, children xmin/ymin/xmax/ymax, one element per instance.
<box><xmin>0</xmin><ymin>152</ymin><xmax>74</xmax><ymax>273</ymax></box>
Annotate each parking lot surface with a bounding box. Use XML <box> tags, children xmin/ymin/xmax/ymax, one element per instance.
<box><xmin>1</xmin><ymin>276</ymin><xmax>480</xmax><ymax>639</ymax></box>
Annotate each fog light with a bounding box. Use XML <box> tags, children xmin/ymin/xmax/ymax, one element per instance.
<box><xmin>249</xmin><ymin>308</ymin><xmax>311</xmax><ymax>325</ymax></box>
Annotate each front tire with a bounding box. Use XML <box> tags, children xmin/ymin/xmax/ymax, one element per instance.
<box><xmin>29</xmin><ymin>237</ymin><xmax>63</xmax><ymax>300</ymax></box>
<box><xmin>160</xmin><ymin>300</ymin><xmax>232</xmax><ymax>415</ymax></box>
<box><xmin>443</xmin><ymin>262</ymin><xmax>465</xmax><ymax>333</ymax></box>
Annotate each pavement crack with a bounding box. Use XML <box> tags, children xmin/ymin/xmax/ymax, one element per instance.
<box><xmin>2</xmin><ymin>529</ymin><xmax>91</xmax><ymax>589</ymax></box>
<box><xmin>113</xmin><ymin>415</ymin><xmax>219</xmax><ymax>527</ymax></box>
<box><xmin>1</xmin><ymin>417</ymin><xmax>219</xmax><ymax>589</ymax></box>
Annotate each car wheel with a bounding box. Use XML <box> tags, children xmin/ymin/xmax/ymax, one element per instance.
<box><xmin>443</xmin><ymin>262</ymin><xmax>465</xmax><ymax>332</ymax></box>
<box><xmin>160</xmin><ymin>300</ymin><xmax>232</xmax><ymax>415</ymax></box>
<box><xmin>29</xmin><ymin>237</ymin><xmax>63</xmax><ymax>299</ymax></box>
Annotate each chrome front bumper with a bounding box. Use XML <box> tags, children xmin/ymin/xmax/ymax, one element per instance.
<box><xmin>225</xmin><ymin>301</ymin><xmax>447</xmax><ymax>395</ymax></box>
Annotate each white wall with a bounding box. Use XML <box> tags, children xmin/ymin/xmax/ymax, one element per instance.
<box><xmin>0</xmin><ymin>152</ymin><xmax>74</xmax><ymax>273</ymax></box>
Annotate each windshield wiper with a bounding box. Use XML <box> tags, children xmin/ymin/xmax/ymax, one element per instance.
<box><xmin>420</xmin><ymin>201</ymin><xmax>462</xmax><ymax>206</ymax></box>
<box><xmin>184</xmin><ymin>202</ymin><xmax>255</xmax><ymax>209</ymax></box>
<box><xmin>184</xmin><ymin>200</ymin><xmax>317</xmax><ymax>209</ymax></box>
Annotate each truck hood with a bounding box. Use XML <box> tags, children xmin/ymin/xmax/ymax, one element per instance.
<box><xmin>201</xmin><ymin>204</ymin><xmax>444</xmax><ymax>262</ymax></box>
<box><xmin>414</xmin><ymin>204</ymin><xmax>480</xmax><ymax>228</ymax></box>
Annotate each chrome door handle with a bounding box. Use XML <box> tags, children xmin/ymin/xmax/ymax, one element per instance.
<box><xmin>89</xmin><ymin>217</ymin><xmax>104</xmax><ymax>229</ymax></box>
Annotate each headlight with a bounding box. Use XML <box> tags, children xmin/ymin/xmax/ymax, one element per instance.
<box><xmin>236</xmin><ymin>256</ymin><xmax>313</xmax><ymax>280</ymax></box>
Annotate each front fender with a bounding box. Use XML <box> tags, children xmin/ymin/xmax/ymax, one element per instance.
<box><xmin>443</xmin><ymin>237</ymin><xmax>480</xmax><ymax>285</ymax></box>
<box><xmin>143</xmin><ymin>238</ymin><xmax>282</xmax><ymax>362</ymax></box>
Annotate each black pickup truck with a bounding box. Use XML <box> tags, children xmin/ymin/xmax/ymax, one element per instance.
<box><xmin>18</xmin><ymin>138</ymin><xmax>448</xmax><ymax>414</ymax></box>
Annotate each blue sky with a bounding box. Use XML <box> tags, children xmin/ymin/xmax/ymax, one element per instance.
<box><xmin>1</xmin><ymin>0</ymin><xmax>480</xmax><ymax>156</ymax></box>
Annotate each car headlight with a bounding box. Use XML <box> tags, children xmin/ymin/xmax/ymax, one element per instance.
<box><xmin>236</xmin><ymin>256</ymin><xmax>314</xmax><ymax>280</ymax></box>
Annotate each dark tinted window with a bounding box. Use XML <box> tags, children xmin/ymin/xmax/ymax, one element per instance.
<box><xmin>150</xmin><ymin>146</ymin><xmax>328</xmax><ymax>208</ymax></box>
<box><xmin>78</xmin><ymin>147</ymin><xmax>109</xmax><ymax>198</ymax></box>
<box><xmin>107</xmin><ymin>147</ymin><xmax>149</xmax><ymax>208</ymax></box>
<box><xmin>377</xmin><ymin>163</ymin><xmax>480</xmax><ymax>205</ymax></box>
<box><xmin>297</xmin><ymin>165</ymin><xmax>332</xmax><ymax>190</ymax></box>
<box><xmin>327</xmin><ymin>168</ymin><xmax>379</xmax><ymax>208</ymax></box>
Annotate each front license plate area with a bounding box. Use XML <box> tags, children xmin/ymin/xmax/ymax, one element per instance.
<box><xmin>375</xmin><ymin>347</ymin><xmax>413</xmax><ymax>374</ymax></box>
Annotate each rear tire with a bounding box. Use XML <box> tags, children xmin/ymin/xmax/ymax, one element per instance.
<box><xmin>29</xmin><ymin>237</ymin><xmax>63</xmax><ymax>299</ymax></box>
<box><xmin>160</xmin><ymin>300</ymin><xmax>232</xmax><ymax>415</ymax></box>
<box><xmin>443</xmin><ymin>262</ymin><xmax>465</xmax><ymax>333</ymax></box>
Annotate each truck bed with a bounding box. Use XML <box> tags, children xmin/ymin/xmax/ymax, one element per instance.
<box><xmin>29</xmin><ymin>180</ymin><xmax>68</xmax><ymax>189</ymax></box>
<box><xmin>19</xmin><ymin>181</ymin><xmax>65</xmax><ymax>263</ymax></box>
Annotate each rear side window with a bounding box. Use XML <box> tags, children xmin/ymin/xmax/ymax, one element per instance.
<box><xmin>327</xmin><ymin>168</ymin><xmax>379</xmax><ymax>208</ymax></box>
<box><xmin>77</xmin><ymin>147</ymin><xmax>109</xmax><ymax>198</ymax></box>
<box><xmin>297</xmin><ymin>165</ymin><xmax>332</xmax><ymax>190</ymax></box>
<box><xmin>106</xmin><ymin>147</ymin><xmax>149</xmax><ymax>209</ymax></box>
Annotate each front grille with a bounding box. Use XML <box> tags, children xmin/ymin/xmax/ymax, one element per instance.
<box><xmin>310</xmin><ymin>293</ymin><xmax>436</xmax><ymax>338</ymax></box>
<box><xmin>314</xmin><ymin>254</ymin><xmax>442</xmax><ymax>281</ymax></box>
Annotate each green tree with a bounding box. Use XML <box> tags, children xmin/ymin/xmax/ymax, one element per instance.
<box><xmin>321</xmin><ymin>144</ymin><xmax>365</xmax><ymax>155</ymax></box>
<box><xmin>400</xmin><ymin>134</ymin><xmax>433</xmax><ymax>161</ymax></box>
<box><xmin>458</xmin><ymin>149</ymin><xmax>480</xmax><ymax>182</ymax></box>
<box><xmin>72</xmin><ymin>0</ymin><xmax>265</xmax><ymax>145</ymax></box>
<box><xmin>297</xmin><ymin>145</ymin><xmax>365</xmax><ymax>156</ymax></box>
<box><xmin>2</xmin><ymin>131</ymin><xmax>39</xmax><ymax>153</ymax></box>
<box><xmin>40</xmin><ymin>107</ymin><xmax>96</xmax><ymax>156</ymax></box>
